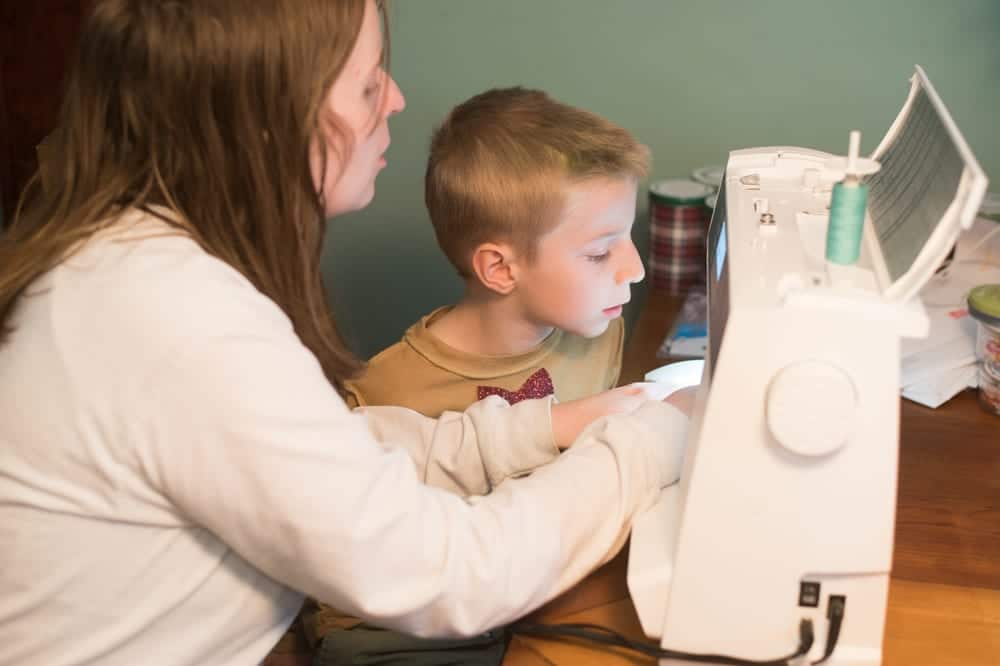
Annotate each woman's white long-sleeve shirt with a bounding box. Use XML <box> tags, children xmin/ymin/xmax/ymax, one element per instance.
<box><xmin>0</xmin><ymin>210</ymin><xmax>688</xmax><ymax>666</ymax></box>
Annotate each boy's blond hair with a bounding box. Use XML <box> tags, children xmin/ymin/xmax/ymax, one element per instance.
<box><xmin>425</xmin><ymin>87</ymin><xmax>650</xmax><ymax>277</ymax></box>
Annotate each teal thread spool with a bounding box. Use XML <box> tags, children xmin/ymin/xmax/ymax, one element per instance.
<box><xmin>826</xmin><ymin>179</ymin><xmax>869</xmax><ymax>264</ymax></box>
<box><xmin>825</xmin><ymin>130</ymin><xmax>877</xmax><ymax>266</ymax></box>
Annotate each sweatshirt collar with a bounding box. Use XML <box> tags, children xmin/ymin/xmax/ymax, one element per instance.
<box><xmin>404</xmin><ymin>306</ymin><xmax>563</xmax><ymax>380</ymax></box>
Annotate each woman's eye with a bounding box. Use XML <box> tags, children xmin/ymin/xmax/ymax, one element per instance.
<box><xmin>363</xmin><ymin>77</ymin><xmax>381</xmax><ymax>99</ymax></box>
<box><xmin>587</xmin><ymin>252</ymin><xmax>611</xmax><ymax>263</ymax></box>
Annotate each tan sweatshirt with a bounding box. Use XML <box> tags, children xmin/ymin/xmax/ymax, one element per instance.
<box><xmin>345</xmin><ymin>306</ymin><xmax>625</xmax><ymax>416</ymax></box>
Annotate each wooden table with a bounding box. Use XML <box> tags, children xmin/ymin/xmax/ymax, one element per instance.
<box><xmin>503</xmin><ymin>289</ymin><xmax>1000</xmax><ymax>666</ymax></box>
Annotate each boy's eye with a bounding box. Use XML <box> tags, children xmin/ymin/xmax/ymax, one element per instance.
<box><xmin>586</xmin><ymin>252</ymin><xmax>611</xmax><ymax>263</ymax></box>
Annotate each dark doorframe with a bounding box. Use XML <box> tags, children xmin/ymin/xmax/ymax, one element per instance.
<box><xmin>0</xmin><ymin>1</ymin><xmax>92</xmax><ymax>225</ymax></box>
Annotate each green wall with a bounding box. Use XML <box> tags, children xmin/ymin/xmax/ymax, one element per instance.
<box><xmin>324</xmin><ymin>0</ymin><xmax>1000</xmax><ymax>359</ymax></box>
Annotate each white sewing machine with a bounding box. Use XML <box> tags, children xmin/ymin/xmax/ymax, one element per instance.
<box><xmin>628</xmin><ymin>66</ymin><xmax>988</xmax><ymax>665</ymax></box>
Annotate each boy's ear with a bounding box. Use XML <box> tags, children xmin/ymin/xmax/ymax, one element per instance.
<box><xmin>470</xmin><ymin>242</ymin><xmax>518</xmax><ymax>295</ymax></box>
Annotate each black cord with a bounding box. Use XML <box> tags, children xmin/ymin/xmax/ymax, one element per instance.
<box><xmin>512</xmin><ymin>617</ymin><xmax>815</xmax><ymax>666</ymax></box>
<box><xmin>811</xmin><ymin>595</ymin><xmax>845</xmax><ymax>665</ymax></box>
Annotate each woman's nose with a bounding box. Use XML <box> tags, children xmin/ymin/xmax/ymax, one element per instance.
<box><xmin>385</xmin><ymin>75</ymin><xmax>406</xmax><ymax>117</ymax></box>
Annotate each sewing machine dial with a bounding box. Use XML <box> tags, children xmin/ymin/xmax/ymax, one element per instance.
<box><xmin>765</xmin><ymin>360</ymin><xmax>858</xmax><ymax>457</ymax></box>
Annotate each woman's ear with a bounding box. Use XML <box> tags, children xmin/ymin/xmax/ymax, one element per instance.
<box><xmin>470</xmin><ymin>242</ymin><xmax>518</xmax><ymax>295</ymax></box>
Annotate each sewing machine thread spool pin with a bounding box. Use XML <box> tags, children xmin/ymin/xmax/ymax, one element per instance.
<box><xmin>755</xmin><ymin>197</ymin><xmax>777</xmax><ymax>231</ymax></box>
<box><xmin>825</xmin><ymin>131</ymin><xmax>876</xmax><ymax>266</ymax></box>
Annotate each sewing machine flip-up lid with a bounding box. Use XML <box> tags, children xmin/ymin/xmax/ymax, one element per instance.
<box><xmin>860</xmin><ymin>65</ymin><xmax>987</xmax><ymax>303</ymax></box>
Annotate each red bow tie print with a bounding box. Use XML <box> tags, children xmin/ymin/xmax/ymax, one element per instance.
<box><xmin>477</xmin><ymin>368</ymin><xmax>554</xmax><ymax>405</ymax></box>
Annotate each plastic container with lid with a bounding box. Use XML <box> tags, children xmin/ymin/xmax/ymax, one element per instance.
<box><xmin>648</xmin><ymin>179</ymin><xmax>715</xmax><ymax>294</ymax></box>
<box><xmin>979</xmin><ymin>362</ymin><xmax>1000</xmax><ymax>415</ymax></box>
<box><xmin>967</xmin><ymin>284</ymin><xmax>1000</xmax><ymax>415</ymax></box>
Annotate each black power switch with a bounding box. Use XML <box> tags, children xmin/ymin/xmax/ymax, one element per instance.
<box><xmin>799</xmin><ymin>581</ymin><xmax>821</xmax><ymax>607</ymax></box>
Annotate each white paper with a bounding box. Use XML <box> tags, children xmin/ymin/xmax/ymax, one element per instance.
<box><xmin>900</xmin><ymin>216</ymin><xmax>1000</xmax><ymax>407</ymax></box>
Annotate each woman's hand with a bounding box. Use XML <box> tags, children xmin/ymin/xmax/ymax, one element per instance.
<box><xmin>551</xmin><ymin>382</ymin><xmax>679</xmax><ymax>450</ymax></box>
<box><xmin>663</xmin><ymin>385</ymin><xmax>697</xmax><ymax>417</ymax></box>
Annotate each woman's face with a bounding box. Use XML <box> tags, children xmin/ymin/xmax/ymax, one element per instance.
<box><xmin>312</xmin><ymin>0</ymin><xmax>405</xmax><ymax>217</ymax></box>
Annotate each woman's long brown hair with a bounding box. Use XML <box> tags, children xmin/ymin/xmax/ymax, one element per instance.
<box><xmin>0</xmin><ymin>0</ymin><xmax>387</xmax><ymax>392</ymax></box>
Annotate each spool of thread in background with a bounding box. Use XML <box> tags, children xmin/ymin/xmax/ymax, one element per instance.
<box><xmin>648</xmin><ymin>179</ymin><xmax>714</xmax><ymax>294</ymax></box>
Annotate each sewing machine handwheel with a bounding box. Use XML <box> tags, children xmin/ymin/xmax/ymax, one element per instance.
<box><xmin>765</xmin><ymin>360</ymin><xmax>858</xmax><ymax>457</ymax></box>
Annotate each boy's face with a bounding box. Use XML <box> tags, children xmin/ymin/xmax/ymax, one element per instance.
<box><xmin>515</xmin><ymin>177</ymin><xmax>645</xmax><ymax>338</ymax></box>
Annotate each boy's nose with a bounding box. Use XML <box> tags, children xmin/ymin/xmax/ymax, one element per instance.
<box><xmin>616</xmin><ymin>240</ymin><xmax>645</xmax><ymax>285</ymax></box>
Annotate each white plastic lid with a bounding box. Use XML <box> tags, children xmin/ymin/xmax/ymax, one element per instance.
<box><xmin>691</xmin><ymin>165</ymin><xmax>725</xmax><ymax>188</ymax></box>
<box><xmin>649</xmin><ymin>179</ymin><xmax>714</xmax><ymax>204</ymax></box>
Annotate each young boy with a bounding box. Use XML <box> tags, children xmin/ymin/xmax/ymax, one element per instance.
<box><xmin>344</xmin><ymin>87</ymin><xmax>649</xmax><ymax>416</ymax></box>
<box><xmin>308</xmin><ymin>86</ymin><xmax>661</xmax><ymax>661</ymax></box>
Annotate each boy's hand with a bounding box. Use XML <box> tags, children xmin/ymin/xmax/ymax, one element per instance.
<box><xmin>551</xmin><ymin>382</ymin><xmax>683</xmax><ymax>450</ymax></box>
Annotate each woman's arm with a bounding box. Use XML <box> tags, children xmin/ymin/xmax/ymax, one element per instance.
<box><xmin>357</xmin><ymin>397</ymin><xmax>558</xmax><ymax>497</ymax></box>
<box><xmin>142</xmin><ymin>322</ymin><xmax>688</xmax><ymax>638</ymax></box>
<box><xmin>359</xmin><ymin>380</ymin><xmax>682</xmax><ymax>496</ymax></box>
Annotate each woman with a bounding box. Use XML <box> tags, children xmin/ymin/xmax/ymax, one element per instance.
<box><xmin>0</xmin><ymin>1</ymin><xmax>690</xmax><ymax>664</ymax></box>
